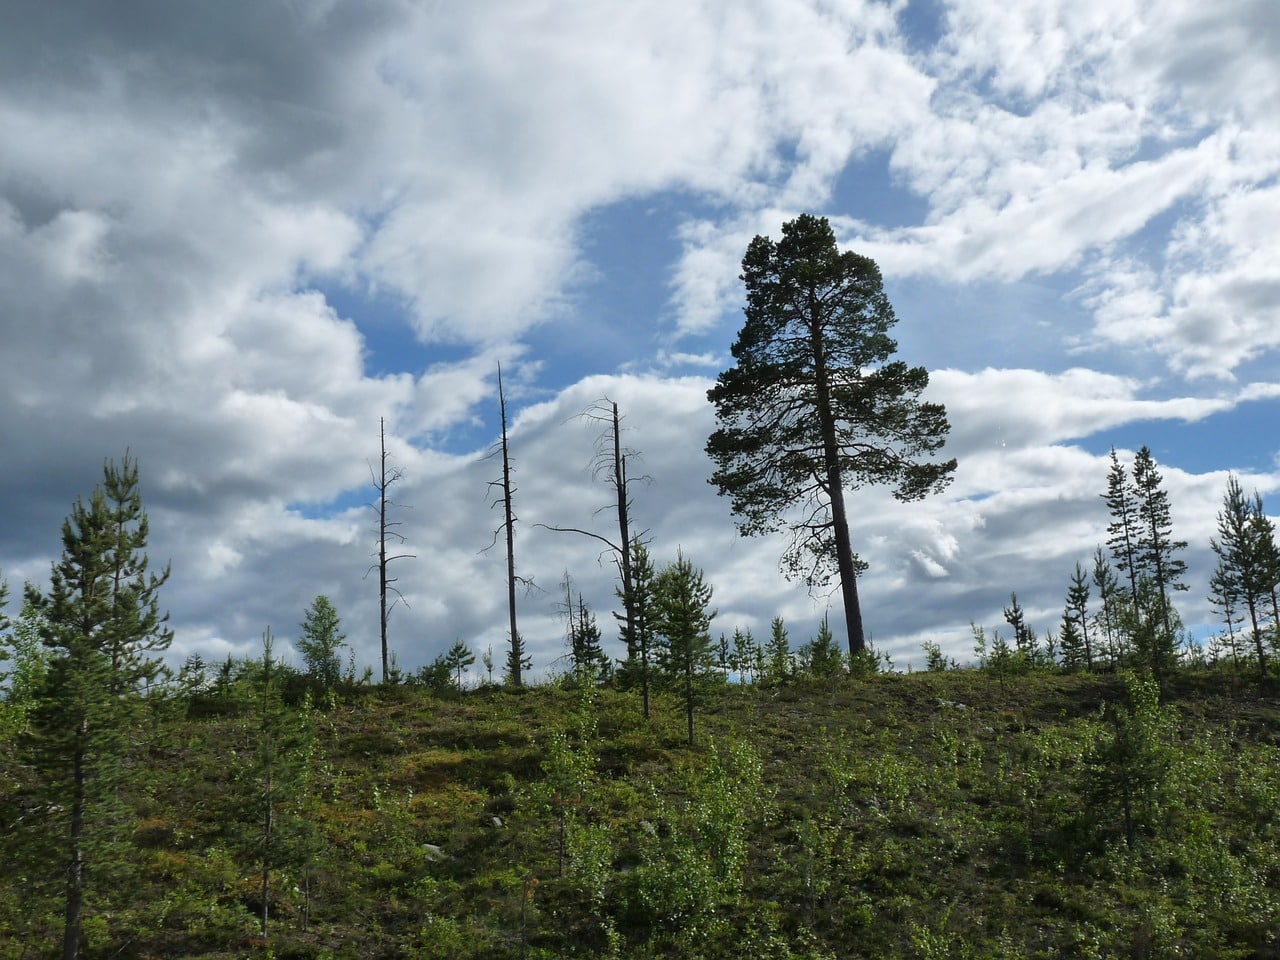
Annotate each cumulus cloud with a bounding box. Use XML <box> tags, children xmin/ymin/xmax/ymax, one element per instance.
<box><xmin>1</xmin><ymin>0</ymin><xmax>1278</xmax><ymax>679</ymax></box>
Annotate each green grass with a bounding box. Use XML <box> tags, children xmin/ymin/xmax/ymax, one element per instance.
<box><xmin>4</xmin><ymin>667</ymin><xmax>1280</xmax><ymax>958</ymax></box>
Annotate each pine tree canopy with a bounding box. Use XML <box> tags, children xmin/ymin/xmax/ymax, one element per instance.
<box><xmin>706</xmin><ymin>213</ymin><xmax>954</xmax><ymax>655</ymax></box>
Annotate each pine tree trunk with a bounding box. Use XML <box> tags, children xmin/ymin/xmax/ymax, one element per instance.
<box><xmin>810</xmin><ymin>297</ymin><xmax>865</xmax><ymax>657</ymax></box>
<box><xmin>62</xmin><ymin>735</ymin><xmax>87</xmax><ymax>960</ymax></box>
<box><xmin>1247</xmin><ymin>597</ymin><xmax>1266</xmax><ymax>679</ymax></box>
<box><xmin>261</xmin><ymin>771</ymin><xmax>272</xmax><ymax>939</ymax></box>
<box><xmin>685</xmin><ymin>658</ymin><xmax>695</xmax><ymax>745</ymax></box>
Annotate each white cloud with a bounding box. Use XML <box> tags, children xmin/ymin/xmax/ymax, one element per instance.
<box><xmin>2</xmin><ymin>0</ymin><xmax>1278</xmax><ymax>680</ymax></box>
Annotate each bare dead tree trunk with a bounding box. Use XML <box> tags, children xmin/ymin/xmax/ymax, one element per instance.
<box><xmin>379</xmin><ymin>420</ymin><xmax>389</xmax><ymax>682</ymax></box>
<box><xmin>536</xmin><ymin>397</ymin><xmax>653</xmax><ymax>713</ymax></box>
<box><xmin>371</xmin><ymin>418</ymin><xmax>414</xmax><ymax>683</ymax></box>
<box><xmin>611</xmin><ymin>403</ymin><xmax>635</xmax><ymax>637</ymax></box>
<box><xmin>608</xmin><ymin>406</ymin><xmax>652</xmax><ymax>720</ymax></box>
<box><xmin>496</xmin><ymin>365</ymin><xmax>525</xmax><ymax>686</ymax></box>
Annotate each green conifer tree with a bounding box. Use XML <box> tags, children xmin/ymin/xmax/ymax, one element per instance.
<box><xmin>1002</xmin><ymin>592</ymin><xmax>1037</xmax><ymax>664</ymax></box>
<box><xmin>1065</xmin><ymin>561</ymin><xmax>1094</xmax><ymax>671</ymax></box>
<box><xmin>444</xmin><ymin>640</ymin><xmax>476</xmax><ymax>692</ymax></box>
<box><xmin>1091</xmin><ymin>546</ymin><xmax>1124</xmax><ymax>666</ymax></box>
<box><xmin>764</xmin><ymin>616</ymin><xmax>792</xmax><ymax>683</ymax></box>
<box><xmin>1058</xmin><ymin>607</ymin><xmax>1087</xmax><ymax>673</ymax></box>
<box><xmin>232</xmin><ymin>628</ymin><xmax>318</xmax><ymax>941</ymax></box>
<box><xmin>1207</xmin><ymin>554</ymin><xmax>1245</xmax><ymax>671</ymax></box>
<box><xmin>706</xmin><ymin>214</ymin><xmax>955</xmax><ymax>658</ymax></box>
<box><xmin>297</xmin><ymin>595</ymin><xmax>347</xmax><ymax>693</ymax></box>
<box><xmin>1211</xmin><ymin>477</ymin><xmax>1279</xmax><ymax>677</ymax></box>
<box><xmin>730</xmin><ymin>627</ymin><xmax>757</xmax><ymax>683</ymax></box>
<box><xmin>1246</xmin><ymin>491</ymin><xmax>1280</xmax><ymax>646</ymax></box>
<box><xmin>800</xmin><ymin>616</ymin><xmax>843</xmax><ymax>679</ymax></box>
<box><xmin>615</xmin><ymin>537</ymin><xmax>657</xmax><ymax>718</ymax></box>
<box><xmin>98</xmin><ymin>453</ymin><xmax>172</xmax><ymax>694</ymax></box>
<box><xmin>1104</xmin><ymin>448</ymin><xmax>1144</xmax><ymax>609</ymax></box>
<box><xmin>24</xmin><ymin>454</ymin><xmax>171</xmax><ymax>960</ymax></box>
<box><xmin>567</xmin><ymin>591</ymin><xmax>610</xmax><ymax>682</ymax></box>
<box><xmin>652</xmin><ymin>551</ymin><xmax>717</xmax><ymax>745</ymax></box>
<box><xmin>1131</xmin><ymin>446</ymin><xmax>1187</xmax><ymax>676</ymax></box>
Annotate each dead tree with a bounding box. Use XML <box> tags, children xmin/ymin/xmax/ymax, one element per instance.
<box><xmin>485</xmin><ymin>364</ymin><xmax>530</xmax><ymax>685</ymax></box>
<box><xmin>537</xmin><ymin>398</ymin><xmax>653</xmax><ymax>713</ymax></box>
<box><xmin>369</xmin><ymin>417</ymin><xmax>414</xmax><ymax>683</ymax></box>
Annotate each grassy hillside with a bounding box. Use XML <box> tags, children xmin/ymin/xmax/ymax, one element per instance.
<box><xmin>4</xmin><ymin>667</ymin><xmax>1280</xmax><ymax>959</ymax></box>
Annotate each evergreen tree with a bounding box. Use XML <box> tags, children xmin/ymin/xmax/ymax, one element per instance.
<box><xmin>751</xmin><ymin>635</ymin><xmax>767</xmax><ymax>683</ymax></box>
<box><xmin>1065</xmin><ymin>562</ymin><xmax>1094</xmax><ymax>671</ymax></box>
<box><xmin>23</xmin><ymin>454</ymin><xmax>171</xmax><ymax>960</ymax></box>
<box><xmin>297</xmin><ymin>595</ymin><xmax>346</xmax><ymax>693</ymax></box>
<box><xmin>764</xmin><ymin>615</ymin><xmax>792</xmax><ymax>683</ymax></box>
<box><xmin>1247</xmin><ymin>491</ymin><xmax>1280</xmax><ymax>644</ymax></box>
<box><xmin>652</xmin><ymin>551</ymin><xmax>717</xmax><ymax>745</ymax></box>
<box><xmin>99</xmin><ymin>453</ymin><xmax>173</xmax><ymax>693</ymax></box>
<box><xmin>0</xmin><ymin>572</ymin><xmax>9</xmax><ymax>645</ymax></box>
<box><xmin>1085</xmin><ymin>672</ymin><xmax>1176</xmax><ymax>850</ymax></box>
<box><xmin>706</xmin><ymin>214</ymin><xmax>955</xmax><ymax>658</ymax></box>
<box><xmin>1207</xmin><ymin>555</ymin><xmax>1245</xmax><ymax>671</ymax></box>
<box><xmin>1211</xmin><ymin>476</ymin><xmax>1277</xmax><ymax>677</ymax></box>
<box><xmin>1002</xmin><ymin>592</ymin><xmax>1036</xmax><ymax>661</ymax></box>
<box><xmin>1058</xmin><ymin>607</ymin><xmax>1087</xmax><ymax>673</ymax></box>
<box><xmin>799</xmin><ymin>617</ymin><xmax>843</xmax><ymax>679</ymax></box>
<box><xmin>1091</xmin><ymin>546</ymin><xmax>1124</xmax><ymax>666</ymax></box>
<box><xmin>984</xmin><ymin>629</ymin><xmax>1019</xmax><ymax>691</ymax></box>
<box><xmin>1132</xmin><ymin>446</ymin><xmax>1188</xmax><ymax>667</ymax></box>
<box><xmin>232</xmin><ymin>628</ymin><xmax>318</xmax><ymax>941</ymax></box>
<box><xmin>730</xmin><ymin>627</ymin><xmax>757</xmax><ymax>684</ymax></box>
<box><xmin>1104</xmin><ymin>448</ymin><xmax>1144</xmax><ymax>608</ymax></box>
<box><xmin>505</xmin><ymin>635</ymin><xmax>532</xmax><ymax>686</ymax></box>
<box><xmin>443</xmin><ymin>640</ymin><xmax>475</xmax><ymax>691</ymax></box>
<box><xmin>615</xmin><ymin>537</ymin><xmax>657</xmax><ymax>719</ymax></box>
<box><xmin>567</xmin><ymin>589</ymin><xmax>610</xmax><ymax>682</ymax></box>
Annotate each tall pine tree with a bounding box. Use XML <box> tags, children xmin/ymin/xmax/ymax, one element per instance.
<box><xmin>1247</xmin><ymin>491</ymin><xmax>1280</xmax><ymax>643</ymax></box>
<box><xmin>1212</xmin><ymin>476</ymin><xmax>1278</xmax><ymax>677</ymax></box>
<box><xmin>1103</xmin><ymin>448</ymin><xmax>1143</xmax><ymax>608</ymax></box>
<box><xmin>25</xmin><ymin>454</ymin><xmax>171</xmax><ymax>960</ymax></box>
<box><xmin>1207</xmin><ymin>554</ymin><xmax>1245</xmax><ymax>670</ymax></box>
<box><xmin>1132</xmin><ymin>446</ymin><xmax>1188</xmax><ymax>657</ymax></box>
<box><xmin>706</xmin><ymin>214</ymin><xmax>954</xmax><ymax>658</ymax></box>
<box><xmin>1102</xmin><ymin>447</ymin><xmax>1187</xmax><ymax>677</ymax></box>
<box><xmin>1091</xmin><ymin>546</ymin><xmax>1124</xmax><ymax>665</ymax></box>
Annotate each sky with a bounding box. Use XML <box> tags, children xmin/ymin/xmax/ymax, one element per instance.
<box><xmin>2</xmin><ymin>0</ymin><xmax>1278</xmax><ymax>678</ymax></box>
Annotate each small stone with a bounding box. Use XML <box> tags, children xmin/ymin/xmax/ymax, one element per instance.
<box><xmin>422</xmin><ymin>843</ymin><xmax>446</xmax><ymax>862</ymax></box>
